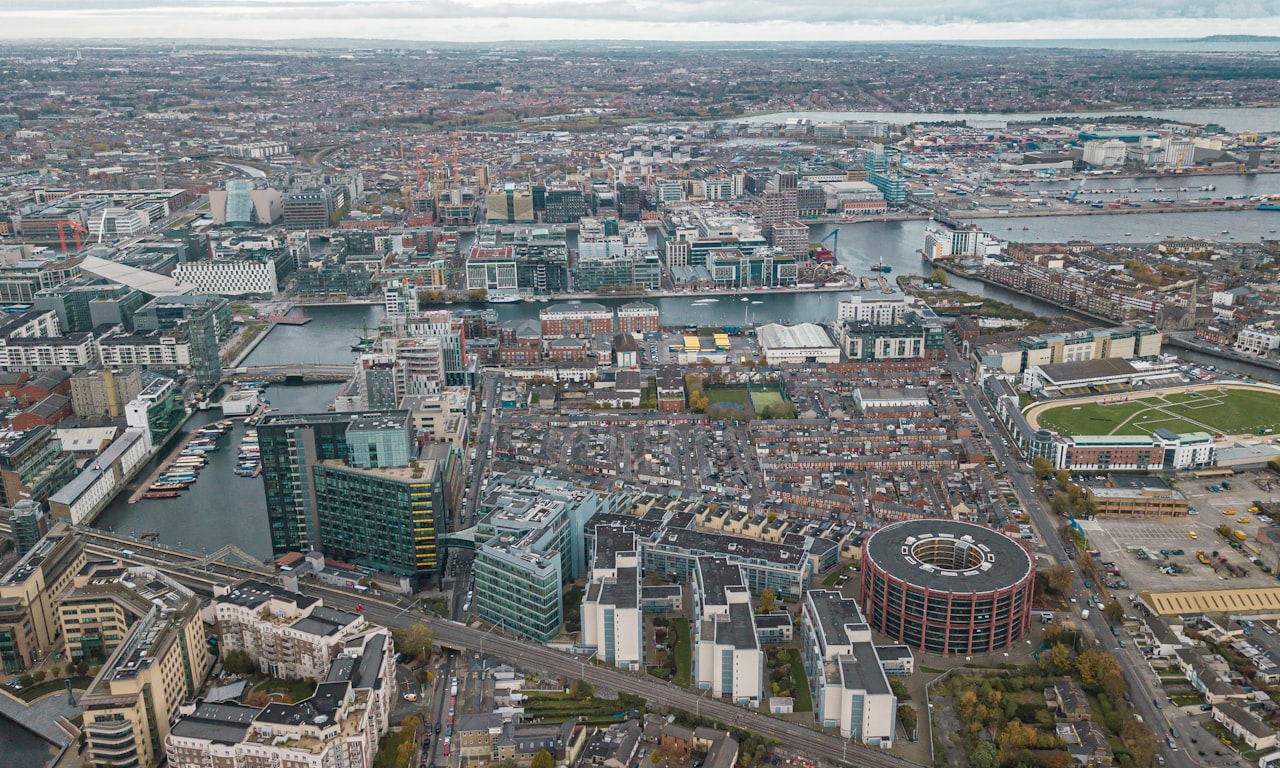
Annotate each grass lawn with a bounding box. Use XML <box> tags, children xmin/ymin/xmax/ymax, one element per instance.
<box><xmin>253</xmin><ymin>677</ymin><xmax>316</xmax><ymax>703</ymax></box>
<box><xmin>1035</xmin><ymin>387</ymin><xmax>1280</xmax><ymax>437</ymax></box>
<box><xmin>706</xmin><ymin>387</ymin><xmax>751</xmax><ymax>405</ymax></box>
<box><xmin>671</xmin><ymin>618</ymin><xmax>692</xmax><ymax>688</ymax></box>
<box><xmin>786</xmin><ymin>650</ymin><xmax>813</xmax><ymax>712</ymax></box>
<box><xmin>748</xmin><ymin>389</ymin><xmax>786</xmax><ymax>411</ymax></box>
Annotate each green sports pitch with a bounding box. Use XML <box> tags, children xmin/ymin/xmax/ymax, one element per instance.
<box><xmin>1033</xmin><ymin>386</ymin><xmax>1280</xmax><ymax>438</ymax></box>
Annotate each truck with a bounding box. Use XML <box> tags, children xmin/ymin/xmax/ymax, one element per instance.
<box><xmin>1081</xmin><ymin>609</ymin><xmax>1091</xmax><ymax>620</ymax></box>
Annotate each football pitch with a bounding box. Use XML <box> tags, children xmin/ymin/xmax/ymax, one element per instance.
<box><xmin>1032</xmin><ymin>385</ymin><xmax>1280</xmax><ymax>438</ymax></box>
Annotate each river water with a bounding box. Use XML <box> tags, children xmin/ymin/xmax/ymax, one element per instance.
<box><xmin>731</xmin><ymin>107</ymin><xmax>1280</xmax><ymax>133</ymax></box>
<box><xmin>0</xmin><ymin>724</ymin><xmax>56</xmax><ymax>768</ymax></box>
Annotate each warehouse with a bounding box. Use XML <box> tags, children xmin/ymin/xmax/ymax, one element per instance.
<box><xmin>755</xmin><ymin>323</ymin><xmax>840</xmax><ymax>365</ymax></box>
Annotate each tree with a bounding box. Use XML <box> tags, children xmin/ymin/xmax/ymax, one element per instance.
<box><xmin>1040</xmin><ymin>566</ymin><xmax>1073</xmax><ymax>595</ymax></box>
<box><xmin>1075</xmin><ymin>648</ymin><xmax>1122</xmax><ymax>687</ymax></box>
<box><xmin>1032</xmin><ymin>455</ymin><xmax>1054</xmax><ymax>480</ymax></box>
<box><xmin>531</xmin><ymin>750</ymin><xmax>555</xmax><ymax>768</ymax></box>
<box><xmin>1103</xmin><ymin>599</ymin><xmax>1125</xmax><ymax>624</ymax></box>
<box><xmin>1121</xmin><ymin>717</ymin><xmax>1158</xmax><ymax>768</ymax></box>
<box><xmin>969</xmin><ymin>740</ymin><xmax>999</xmax><ymax>768</ymax></box>
<box><xmin>688</xmin><ymin>391</ymin><xmax>708</xmax><ymax>413</ymax></box>
<box><xmin>758</xmin><ymin>588</ymin><xmax>776</xmax><ymax>613</ymax></box>
<box><xmin>1054</xmin><ymin>469</ymin><xmax>1071</xmax><ymax>488</ymax></box>
<box><xmin>392</xmin><ymin>623</ymin><xmax>434</xmax><ymax>661</ymax></box>
<box><xmin>222</xmin><ymin>649</ymin><xmax>255</xmax><ymax>675</ymax></box>
<box><xmin>929</xmin><ymin>267</ymin><xmax>950</xmax><ymax>286</ymax></box>
<box><xmin>570</xmin><ymin>678</ymin><xmax>594</xmax><ymax>699</ymax></box>
<box><xmin>897</xmin><ymin>703</ymin><xmax>918</xmax><ymax>736</ymax></box>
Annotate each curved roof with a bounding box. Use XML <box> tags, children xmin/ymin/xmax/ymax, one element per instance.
<box><xmin>863</xmin><ymin>519</ymin><xmax>1033</xmax><ymax>594</ymax></box>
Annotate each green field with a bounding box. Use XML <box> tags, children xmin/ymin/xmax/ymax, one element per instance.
<box><xmin>1036</xmin><ymin>387</ymin><xmax>1280</xmax><ymax>437</ymax></box>
<box><xmin>706</xmin><ymin>386</ymin><xmax>750</xmax><ymax>406</ymax></box>
<box><xmin>748</xmin><ymin>389</ymin><xmax>787</xmax><ymax>412</ymax></box>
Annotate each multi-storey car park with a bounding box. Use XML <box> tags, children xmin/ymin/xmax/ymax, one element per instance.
<box><xmin>859</xmin><ymin>519</ymin><xmax>1035</xmax><ymax>655</ymax></box>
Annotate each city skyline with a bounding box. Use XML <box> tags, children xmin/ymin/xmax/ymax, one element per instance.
<box><xmin>1</xmin><ymin>0</ymin><xmax>1278</xmax><ymax>43</ymax></box>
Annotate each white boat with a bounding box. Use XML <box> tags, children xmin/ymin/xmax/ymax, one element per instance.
<box><xmin>691</xmin><ymin>299</ymin><xmax>720</xmax><ymax>305</ymax></box>
<box><xmin>488</xmin><ymin>295</ymin><xmax>522</xmax><ymax>304</ymax></box>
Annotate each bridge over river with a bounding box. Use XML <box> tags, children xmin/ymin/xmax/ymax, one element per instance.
<box><xmin>223</xmin><ymin>364</ymin><xmax>352</xmax><ymax>384</ymax></box>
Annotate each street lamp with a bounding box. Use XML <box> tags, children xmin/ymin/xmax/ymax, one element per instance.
<box><xmin>580</xmin><ymin>649</ymin><xmax>598</xmax><ymax>680</ymax></box>
<box><xmin>695</xmin><ymin>685</ymin><xmax>711</xmax><ymax>718</ymax></box>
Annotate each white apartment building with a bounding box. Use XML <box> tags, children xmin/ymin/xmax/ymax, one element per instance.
<box><xmin>213</xmin><ymin>580</ymin><xmax>367</xmax><ymax>682</ymax></box>
<box><xmin>836</xmin><ymin>295</ymin><xmax>910</xmax><ymax>325</ymax></box>
<box><xmin>174</xmin><ymin>259</ymin><xmax>278</xmax><ymax>296</ymax></box>
<box><xmin>801</xmin><ymin>590</ymin><xmax>897</xmax><ymax>747</ymax></box>
<box><xmin>1235</xmin><ymin>327</ymin><xmax>1280</xmax><ymax>357</ymax></box>
<box><xmin>0</xmin><ymin>334</ymin><xmax>97</xmax><ymax>372</ymax></box>
<box><xmin>165</xmin><ymin>627</ymin><xmax>395</xmax><ymax>768</ymax></box>
<box><xmin>97</xmin><ymin>332</ymin><xmax>193</xmax><ymax>369</ymax></box>
<box><xmin>692</xmin><ymin>558</ymin><xmax>763</xmax><ymax>708</ymax></box>
<box><xmin>580</xmin><ymin>527</ymin><xmax>644</xmax><ymax>671</ymax></box>
<box><xmin>88</xmin><ymin>207</ymin><xmax>150</xmax><ymax>239</ymax></box>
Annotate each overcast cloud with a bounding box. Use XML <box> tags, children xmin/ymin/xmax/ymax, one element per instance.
<box><xmin>1</xmin><ymin>0</ymin><xmax>1278</xmax><ymax>41</ymax></box>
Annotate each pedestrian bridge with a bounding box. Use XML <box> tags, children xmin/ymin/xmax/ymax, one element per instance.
<box><xmin>223</xmin><ymin>364</ymin><xmax>352</xmax><ymax>384</ymax></box>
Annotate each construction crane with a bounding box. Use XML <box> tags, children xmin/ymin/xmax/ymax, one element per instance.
<box><xmin>819</xmin><ymin>229</ymin><xmax>838</xmax><ymax>259</ymax></box>
<box><xmin>399</xmin><ymin>141</ymin><xmax>413</xmax><ymax>213</ymax></box>
<box><xmin>56</xmin><ymin>220</ymin><xmax>88</xmax><ymax>252</ymax></box>
<box><xmin>1068</xmin><ymin>174</ymin><xmax>1089</xmax><ymax>202</ymax></box>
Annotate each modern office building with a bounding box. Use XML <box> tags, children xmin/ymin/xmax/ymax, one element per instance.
<box><xmin>486</xmin><ymin>184</ymin><xmax>536</xmax><ymax>224</ymax></box>
<box><xmin>132</xmin><ymin>294</ymin><xmax>232</xmax><ymax>387</ymax></box>
<box><xmin>0</xmin><ymin>524</ymin><xmax>84</xmax><ymax>673</ymax></box>
<box><xmin>258</xmin><ymin>411</ymin><xmax>446</xmax><ymax>586</ymax></box>
<box><xmin>8</xmin><ymin>499</ymin><xmax>47</xmax><ymax>556</ymax></box>
<box><xmin>860</xmin><ymin>520</ymin><xmax>1035</xmax><ymax>655</ymax></box>
<box><xmin>580</xmin><ymin>527</ymin><xmax>644</xmax><ymax>671</ymax></box>
<box><xmin>33</xmin><ymin>280</ymin><xmax>147</xmax><ymax>333</ymax></box>
<box><xmin>124</xmin><ymin>376</ymin><xmax>185</xmax><ymax>451</ymax></box>
<box><xmin>692</xmin><ymin>557</ymin><xmax>763</xmax><ymax>708</ymax></box>
<box><xmin>312</xmin><ymin>455</ymin><xmax>445</xmax><ymax>581</ymax></box>
<box><xmin>77</xmin><ymin>565</ymin><xmax>211</xmax><ymax>768</ymax></box>
<box><xmin>213</xmin><ymin>579</ymin><xmax>366</xmax><ymax>681</ymax></box>
<box><xmin>801</xmin><ymin>590</ymin><xmax>897</xmax><ymax>746</ymax></box>
<box><xmin>47</xmin><ymin>428</ymin><xmax>149</xmax><ymax>525</ymax></box>
<box><xmin>473</xmin><ymin>472</ymin><xmax>628</xmax><ymax>641</ymax></box>
<box><xmin>165</xmin><ymin>628</ymin><xmax>396</xmax><ymax>768</ymax></box>
<box><xmin>282</xmin><ymin>188</ymin><xmax>337</xmax><ymax>230</ymax></box>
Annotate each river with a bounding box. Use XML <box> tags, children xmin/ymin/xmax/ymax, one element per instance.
<box><xmin>731</xmin><ymin>107</ymin><xmax>1280</xmax><ymax>133</ymax></box>
<box><xmin>0</xmin><ymin>722</ymin><xmax>56</xmax><ymax>768</ymax></box>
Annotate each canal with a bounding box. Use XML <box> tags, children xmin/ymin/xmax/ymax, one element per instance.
<box><xmin>93</xmin><ymin>383</ymin><xmax>340</xmax><ymax>560</ymax></box>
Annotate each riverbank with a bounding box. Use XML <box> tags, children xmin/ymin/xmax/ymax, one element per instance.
<box><xmin>1165</xmin><ymin>333</ymin><xmax>1280</xmax><ymax>375</ymax></box>
<box><xmin>298</xmin><ymin>281</ymin><xmax>875</xmax><ymax>310</ymax></box>
<box><xmin>953</xmin><ymin>200</ymin><xmax>1259</xmax><ymax>220</ymax></box>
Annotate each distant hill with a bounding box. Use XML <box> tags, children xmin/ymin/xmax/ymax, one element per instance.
<box><xmin>1193</xmin><ymin>35</ymin><xmax>1280</xmax><ymax>42</ymax></box>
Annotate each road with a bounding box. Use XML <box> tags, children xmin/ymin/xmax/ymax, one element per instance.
<box><xmin>64</xmin><ymin>527</ymin><xmax>916</xmax><ymax>768</ymax></box>
<box><xmin>943</xmin><ymin>338</ymin><xmax>1205</xmax><ymax>768</ymax></box>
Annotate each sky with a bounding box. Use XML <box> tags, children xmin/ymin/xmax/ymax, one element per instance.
<box><xmin>1</xmin><ymin>0</ymin><xmax>1279</xmax><ymax>42</ymax></box>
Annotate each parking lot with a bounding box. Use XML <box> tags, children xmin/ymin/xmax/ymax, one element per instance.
<box><xmin>1081</xmin><ymin>471</ymin><xmax>1279</xmax><ymax>594</ymax></box>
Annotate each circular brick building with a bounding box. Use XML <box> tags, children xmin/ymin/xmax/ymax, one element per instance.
<box><xmin>859</xmin><ymin>520</ymin><xmax>1035</xmax><ymax>655</ymax></box>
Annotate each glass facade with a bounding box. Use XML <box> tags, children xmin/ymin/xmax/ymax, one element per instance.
<box><xmin>312</xmin><ymin>463</ymin><xmax>442</xmax><ymax>580</ymax></box>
